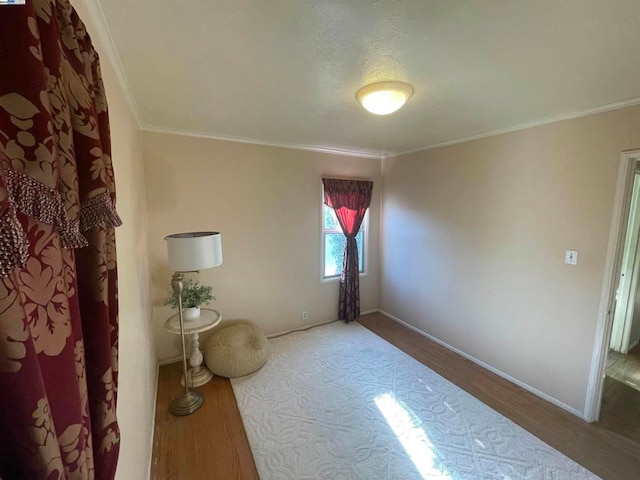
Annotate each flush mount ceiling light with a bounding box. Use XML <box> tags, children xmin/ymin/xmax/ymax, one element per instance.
<box><xmin>356</xmin><ymin>81</ymin><xmax>414</xmax><ymax>115</ymax></box>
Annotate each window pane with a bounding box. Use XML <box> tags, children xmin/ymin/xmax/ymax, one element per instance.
<box><xmin>324</xmin><ymin>233</ymin><xmax>345</xmax><ymax>277</ymax></box>
<box><xmin>324</xmin><ymin>231</ymin><xmax>365</xmax><ymax>277</ymax></box>
<box><xmin>324</xmin><ymin>205</ymin><xmax>339</xmax><ymax>230</ymax></box>
<box><xmin>356</xmin><ymin>230</ymin><xmax>364</xmax><ymax>272</ymax></box>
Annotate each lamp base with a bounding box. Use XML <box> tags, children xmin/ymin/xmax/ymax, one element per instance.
<box><xmin>180</xmin><ymin>366</ymin><xmax>214</xmax><ymax>388</ymax></box>
<box><xmin>170</xmin><ymin>389</ymin><xmax>204</xmax><ymax>416</ymax></box>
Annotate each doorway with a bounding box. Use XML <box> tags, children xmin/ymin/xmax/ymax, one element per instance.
<box><xmin>609</xmin><ymin>171</ymin><xmax>640</xmax><ymax>356</ymax></box>
<box><xmin>586</xmin><ymin>149</ymin><xmax>640</xmax><ymax>433</ymax></box>
<box><xmin>600</xmin><ymin>169</ymin><xmax>640</xmax><ymax>441</ymax></box>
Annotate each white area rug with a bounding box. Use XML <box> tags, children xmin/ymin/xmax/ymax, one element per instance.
<box><xmin>231</xmin><ymin>322</ymin><xmax>600</xmax><ymax>480</ymax></box>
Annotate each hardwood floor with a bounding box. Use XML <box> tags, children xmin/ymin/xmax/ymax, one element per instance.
<box><xmin>151</xmin><ymin>313</ymin><xmax>640</xmax><ymax>480</ymax></box>
<box><xmin>600</xmin><ymin>376</ymin><xmax>640</xmax><ymax>445</ymax></box>
<box><xmin>606</xmin><ymin>344</ymin><xmax>640</xmax><ymax>391</ymax></box>
<box><xmin>601</xmin><ymin>342</ymin><xmax>640</xmax><ymax>446</ymax></box>
<box><xmin>151</xmin><ymin>363</ymin><xmax>259</xmax><ymax>479</ymax></box>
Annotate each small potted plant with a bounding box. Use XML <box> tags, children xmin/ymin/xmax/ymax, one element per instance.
<box><xmin>164</xmin><ymin>278</ymin><xmax>214</xmax><ymax>321</ymax></box>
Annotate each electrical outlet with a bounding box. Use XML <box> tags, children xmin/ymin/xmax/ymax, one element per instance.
<box><xmin>302</xmin><ymin>311</ymin><xmax>308</xmax><ymax>320</ymax></box>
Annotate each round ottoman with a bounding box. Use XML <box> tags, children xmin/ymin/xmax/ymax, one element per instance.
<box><xmin>204</xmin><ymin>321</ymin><xmax>269</xmax><ymax>378</ymax></box>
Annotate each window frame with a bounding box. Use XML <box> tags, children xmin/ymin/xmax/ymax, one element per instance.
<box><xmin>321</xmin><ymin>188</ymin><xmax>368</xmax><ymax>282</ymax></box>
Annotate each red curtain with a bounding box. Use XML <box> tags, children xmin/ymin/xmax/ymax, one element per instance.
<box><xmin>322</xmin><ymin>178</ymin><xmax>373</xmax><ymax>322</ymax></box>
<box><xmin>0</xmin><ymin>1</ymin><xmax>122</xmax><ymax>478</ymax></box>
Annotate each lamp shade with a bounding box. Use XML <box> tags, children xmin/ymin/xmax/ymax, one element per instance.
<box><xmin>165</xmin><ymin>232</ymin><xmax>223</xmax><ymax>272</ymax></box>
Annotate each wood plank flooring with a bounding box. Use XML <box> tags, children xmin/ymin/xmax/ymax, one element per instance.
<box><xmin>606</xmin><ymin>344</ymin><xmax>640</xmax><ymax>391</ymax></box>
<box><xmin>151</xmin><ymin>363</ymin><xmax>259</xmax><ymax>479</ymax></box>
<box><xmin>601</xmin><ymin>342</ymin><xmax>640</xmax><ymax>446</ymax></box>
<box><xmin>600</xmin><ymin>376</ymin><xmax>640</xmax><ymax>445</ymax></box>
<box><xmin>151</xmin><ymin>313</ymin><xmax>640</xmax><ymax>480</ymax></box>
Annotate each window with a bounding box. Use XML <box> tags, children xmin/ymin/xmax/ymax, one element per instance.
<box><xmin>322</xmin><ymin>203</ymin><xmax>366</xmax><ymax>279</ymax></box>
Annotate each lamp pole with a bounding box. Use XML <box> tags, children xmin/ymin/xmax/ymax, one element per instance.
<box><xmin>169</xmin><ymin>271</ymin><xmax>204</xmax><ymax>416</ymax></box>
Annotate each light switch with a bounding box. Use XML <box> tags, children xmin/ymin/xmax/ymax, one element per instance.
<box><xmin>565</xmin><ymin>250</ymin><xmax>578</xmax><ymax>265</ymax></box>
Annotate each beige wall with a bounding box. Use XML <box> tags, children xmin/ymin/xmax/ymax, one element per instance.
<box><xmin>381</xmin><ymin>105</ymin><xmax>640</xmax><ymax>414</ymax></box>
<box><xmin>143</xmin><ymin>132</ymin><xmax>381</xmax><ymax>361</ymax></box>
<box><xmin>75</xmin><ymin>2</ymin><xmax>157</xmax><ymax>479</ymax></box>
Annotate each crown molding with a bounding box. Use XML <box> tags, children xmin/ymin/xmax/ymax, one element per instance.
<box><xmin>141</xmin><ymin>124</ymin><xmax>386</xmax><ymax>160</ymax></box>
<box><xmin>75</xmin><ymin>0</ymin><xmax>640</xmax><ymax>163</ymax></box>
<box><xmin>79</xmin><ymin>0</ymin><xmax>144</xmax><ymax>128</ymax></box>
<box><xmin>393</xmin><ymin>96</ymin><xmax>640</xmax><ymax>159</ymax></box>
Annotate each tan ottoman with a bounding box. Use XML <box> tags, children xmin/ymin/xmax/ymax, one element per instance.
<box><xmin>204</xmin><ymin>320</ymin><xmax>269</xmax><ymax>378</ymax></box>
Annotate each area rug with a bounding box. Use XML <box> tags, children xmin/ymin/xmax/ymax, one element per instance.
<box><xmin>231</xmin><ymin>321</ymin><xmax>600</xmax><ymax>479</ymax></box>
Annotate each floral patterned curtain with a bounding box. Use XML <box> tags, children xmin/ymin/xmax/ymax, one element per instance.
<box><xmin>0</xmin><ymin>1</ymin><xmax>122</xmax><ymax>478</ymax></box>
<box><xmin>322</xmin><ymin>178</ymin><xmax>373</xmax><ymax>322</ymax></box>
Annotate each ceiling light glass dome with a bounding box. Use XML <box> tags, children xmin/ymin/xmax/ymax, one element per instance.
<box><xmin>357</xmin><ymin>81</ymin><xmax>414</xmax><ymax>115</ymax></box>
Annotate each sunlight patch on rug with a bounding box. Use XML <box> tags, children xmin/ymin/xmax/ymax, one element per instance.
<box><xmin>231</xmin><ymin>321</ymin><xmax>600</xmax><ymax>479</ymax></box>
<box><xmin>375</xmin><ymin>392</ymin><xmax>452</xmax><ymax>479</ymax></box>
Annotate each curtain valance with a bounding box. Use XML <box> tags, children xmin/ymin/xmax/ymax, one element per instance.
<box><xmin>0</xmin><ymin>0</ymin><xmax>121</xmax><ymax>278</ymax></box>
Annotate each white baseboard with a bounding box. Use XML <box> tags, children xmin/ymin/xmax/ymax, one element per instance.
<box><xmin>147</xmin><ymin>362</ymin><xmax>159</xmax><ymax>480</ymax></box>
<box><xmin>267</xmin><ymin>309</ymin><xmax>378</xmax><ymax>339</ymax></box>
<box><xmin>158</xmin><ymin>355</ymin><xmax>183</xmax><ymax>366</ymax></box>
<box><xmin>377</xmin><ymin>309</ymin><xmax>587</xmax><ymax>421</ymax></box>
<box><xmin>268</xmin><ymin>319</ymin><xmax>339</xmax><ymax>339</ymax></box>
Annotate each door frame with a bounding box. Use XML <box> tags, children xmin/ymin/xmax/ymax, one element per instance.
<box><xmin>585</xmin><ymin>149</ymin><xmax>640</xmax><ymax>422</ymax></box>
<box><xmin>610</xmin><ymin>172</ymin><xmax>640</xmax><ymax>353</ymax></box>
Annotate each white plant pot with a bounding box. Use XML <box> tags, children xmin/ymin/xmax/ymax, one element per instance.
<box><xmin>183</xmin><ymin>307</ymin><xmax>201</xmax><ymax>321</ymax></box>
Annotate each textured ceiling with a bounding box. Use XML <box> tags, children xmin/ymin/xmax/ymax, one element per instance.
<box><xmin>95</xmin><ymin>0</ymin><xmax>640</xmax><ymax>157</ymax></box>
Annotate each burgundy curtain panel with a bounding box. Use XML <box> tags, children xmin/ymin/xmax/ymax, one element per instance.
<box><xmin>322</xmin><ymin>178</ymin><xmax>373</xmax><ymax>322</ymax></box>
<box><xmin>0</xmin><ymin>1</ymin><xmax>122</xmax><ymax>479</ymax></box>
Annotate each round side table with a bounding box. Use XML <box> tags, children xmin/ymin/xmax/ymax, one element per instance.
<box><xmin>164</xmin><ymin>308</ymin><xmax>222</xmax><ymax>387</ymax></box>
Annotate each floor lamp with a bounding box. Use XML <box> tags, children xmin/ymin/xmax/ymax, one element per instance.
<box><xmin>165</xmin><ymin>231</ymin><xmax>223</xmax><ymax>416</ymax></box>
